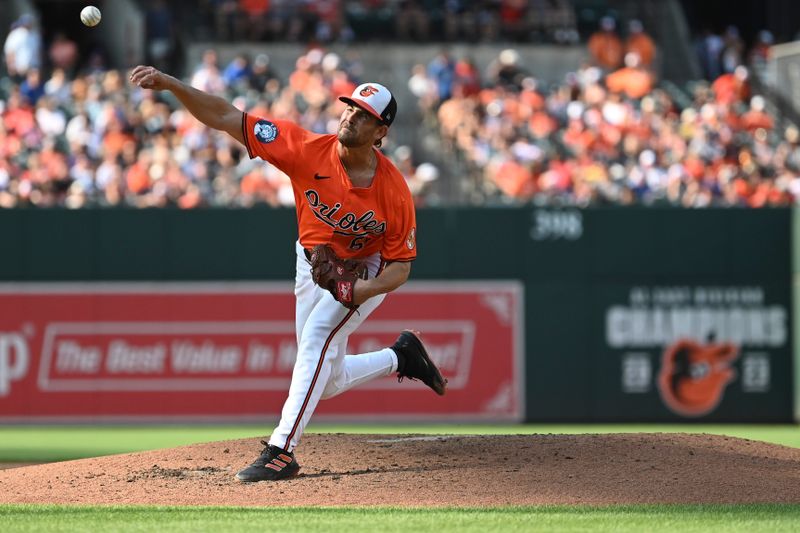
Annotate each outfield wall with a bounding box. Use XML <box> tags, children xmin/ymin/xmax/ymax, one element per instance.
<box><xmin>0</xmin><ymin>208</ymin><xmax>792</xmax><ymax>422</ymax></box>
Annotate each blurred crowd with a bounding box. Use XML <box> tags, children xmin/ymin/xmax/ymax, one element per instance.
<box><xmin>694</xmin><ymin>25</ymin><xmax>774</xmax><ymax>82</ymax></box>
<box><xmin>413</xmin><ymin>19</ymin><xmax>797</xmax><ymax>207</ymax></box>
<box><xmin>183</xmin><ymin>0</ymin><xmax>579</xmax><ymax>44</ymax></box>
<box><xmin>2</xmin><ymin>8</ymin><xmax>797</xmax><ymax>209</ymax></box>
<box><xmin>1</xmin><ymin>14</ymin><xmax>436</xmax><ymax>208</ymax></box>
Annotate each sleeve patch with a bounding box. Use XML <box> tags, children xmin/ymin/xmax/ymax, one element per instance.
<box><xmin>406</xmin><ymin>227</ymin><xmax>416</xmax><ymax>250</ymax></box>
<box><xmin>254</xmin><ymin>120</ymin><xmax>279</xmax><ymax>143</ymax></box>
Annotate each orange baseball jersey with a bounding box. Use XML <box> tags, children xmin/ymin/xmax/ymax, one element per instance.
<box><xmin>241</xmin><ymin>113</ymin><xmax>417</xmax><ymax>262</ymax></box>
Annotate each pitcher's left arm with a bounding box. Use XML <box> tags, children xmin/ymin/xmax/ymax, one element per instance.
<box><xmin>352</xmin><ymin>261</ymin><xmax>411</xmax><ymax>305</ymax></box>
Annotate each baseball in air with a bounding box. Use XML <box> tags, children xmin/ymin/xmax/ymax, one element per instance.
<box><xmin>80</xmin><ymin>5</ymin><xmax>101</xmax><ymax>27</ymax></box>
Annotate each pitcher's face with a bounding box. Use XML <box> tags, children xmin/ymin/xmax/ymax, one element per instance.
<box><xmin>337</xmin><ymin>105</ymin><xmax>384</xmax><ymax>148</ymax></box>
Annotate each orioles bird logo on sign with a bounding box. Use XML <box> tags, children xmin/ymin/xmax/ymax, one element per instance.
<box><xmin>657</xmin><ymin>339</ymin><xmax>739</xmax><ymax>417</ymax></box>
<box><xmin>360</xmin><ymin>85</ymin><xmax>379</xmax><ymax>97</ymax></box>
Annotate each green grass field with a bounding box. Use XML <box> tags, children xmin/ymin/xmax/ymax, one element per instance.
<box><xmin>2</xmin><ymin>504</ymin><xmax>800</xmax><ymax>533</ymax></box>
<box><xmin>2</xmin><ymin>424</ymin><xmax>800</xmax><ymax>532</ymax></box>
<box><xmin>1</xmin><ymin>423</ymin><xmax>800</xmax><ymax>462</ymax></box>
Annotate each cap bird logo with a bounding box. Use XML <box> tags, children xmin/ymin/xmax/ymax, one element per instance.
<box><xmin>657</xmin><ymin>339</ymin><xmax>739</xmax><ymax>417</ymax></box>
<box><xmin>360</xmin><ymin>86</ymin><xmax>379</xmax><ymax>97</ymax></box>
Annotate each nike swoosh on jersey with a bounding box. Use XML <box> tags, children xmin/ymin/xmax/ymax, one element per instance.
<box><xmin>314</xmin><ymin>173</ymin><xmax>331</xmax><ymax>180</ymax></box>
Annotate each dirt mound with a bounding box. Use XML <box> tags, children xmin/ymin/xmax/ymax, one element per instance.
<box><xmin>1</xmin><ymin>433</ymin><xmax>799</xmax><ymax>506</ymax></box>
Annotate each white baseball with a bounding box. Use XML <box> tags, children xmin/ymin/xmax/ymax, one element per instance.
<box><xmin>80</xmin><ymin>6</ymin><xmax>101</xmax><ymax>27</ymax></box>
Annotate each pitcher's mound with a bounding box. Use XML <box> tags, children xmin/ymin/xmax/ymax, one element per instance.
<box><xmin>1</xmin><ymin>433</ymin><xmax>799</xmax><ymax>506</ymax></box>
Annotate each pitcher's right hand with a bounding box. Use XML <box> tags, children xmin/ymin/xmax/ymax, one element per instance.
<box><xmin>129</xmin><ymin>65</ymin><xmax>172</xmax><ymax>91</ymax></box>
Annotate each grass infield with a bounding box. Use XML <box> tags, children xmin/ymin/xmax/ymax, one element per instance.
<box><xmin>0</xmin><ymin>424</ymin><xmax>799</xmax><ymax>462</ymax></box>
<box><xmin>1</xmin><ymin>504</ymin><xmax>800</xmax><ymax>532</ymax></box>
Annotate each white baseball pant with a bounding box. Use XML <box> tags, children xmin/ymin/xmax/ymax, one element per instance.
<box><xmin>268</xmin><ymin>241</ymin><xmax>398</xmax><ymax>452</ymax></box>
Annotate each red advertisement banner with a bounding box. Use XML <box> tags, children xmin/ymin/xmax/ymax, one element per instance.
<box><xmin>0</xmin><ymin>282</ymin><xmax>523</xmax><ymax>422</ymax></box>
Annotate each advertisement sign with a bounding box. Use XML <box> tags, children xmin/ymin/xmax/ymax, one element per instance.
<box><xmin>0</xmin><ymin>282</ymin><xmax>523</xmax><ymax>422</ymax></box>
<box><xmin>597</xmin><ymin>285</ymin><xmax>792</xmax><ymax>421</ymax></box>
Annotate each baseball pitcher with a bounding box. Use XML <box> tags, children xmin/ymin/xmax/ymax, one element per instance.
<box><xmin>129</xmin><ymin>65</ymin><xmax>447</xmax><ymax>481</ymax></box>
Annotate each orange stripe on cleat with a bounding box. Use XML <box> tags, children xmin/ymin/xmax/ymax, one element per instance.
<box><xmin>278</xmin><ymin>454</ymin><xmax>293</xmax><ymax>462</ymax></box>
<box><xmin>265</xmin><ymin>463</ymin><xmax>282</xmax><ymax>471</ymax></box>
<box><xmin>272</xmin><ymin>459</ymin><xmax>287</xmax><ymax>468</ymax></box>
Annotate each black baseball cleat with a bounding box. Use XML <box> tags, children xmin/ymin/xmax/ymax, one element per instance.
<box><xmin>392</xmin><ymin>330</ymin><xmax>448</xmax><ymax>396</ymax></box>
<box><xmin>235</xmin><ymin>441</ymin><xmax>300</xmax><ymax>482</ymax></box>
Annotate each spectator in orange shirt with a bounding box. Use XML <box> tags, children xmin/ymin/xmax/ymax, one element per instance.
<box><xmin>102</xmin><ymin>118</ymin><xmax>134</xmax><ymax>158</ymax></box>
<box><xmin>3</xmin><ymin>91</ymin><xmax>36</xmax><ymax>137</ymax></box>
<box><xmin>588</xmin><ymin>17</ymin><xmax>623</xmax><ymax>70</ymax></box>
<box><xmin>625</xmin><ymin>20</ymin><xmax>656</xmax><ymax>68</ymax></box>
<box><xmin>605</xmin><ymin>52</ymin><xmax>654</xmax><ymax>100</ymax></box>
<box><xmin>241</xmin><ymin>166</ymin><xmax>279</xmax><ymax>206</ymax></box>
<box><xmin>489</xmin><ymin>151</ymin><xmax>535</xmax><ymax>198</ymax></box>
<box><xmin>711</xmin><ymin>65</ymin><xmax>750</xmax><ymax>105</ymax></box>
<box><xmin>741</xmin><ymin>95</ymin><xmax>774</xmax><ymax>132</ymax></box>
<box><xmin>454</xmin><ymin>57</ymin><xmax>481</xmax><ymax>97</ymax></box>
<box><xmin>288</xmin><ymin>54</ymin><xmax>313</xmax><ymax>93</ymax></box>
<box><xmin>125</xmin><ymin>150</ymin><xmax>152</xmax><ymax>194</ymax></box>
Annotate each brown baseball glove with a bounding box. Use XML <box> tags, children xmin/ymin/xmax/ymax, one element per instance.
<box><xmin>309</xmin><ymin>244</ymin><xmax>367</xmax><ymax>309</ymax></box>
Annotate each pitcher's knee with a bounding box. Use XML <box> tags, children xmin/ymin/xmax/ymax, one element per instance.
<box><xmin>320</xmin><ymin>377</ymin><xmax>345</xmax><ymax>400</ymax></box>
